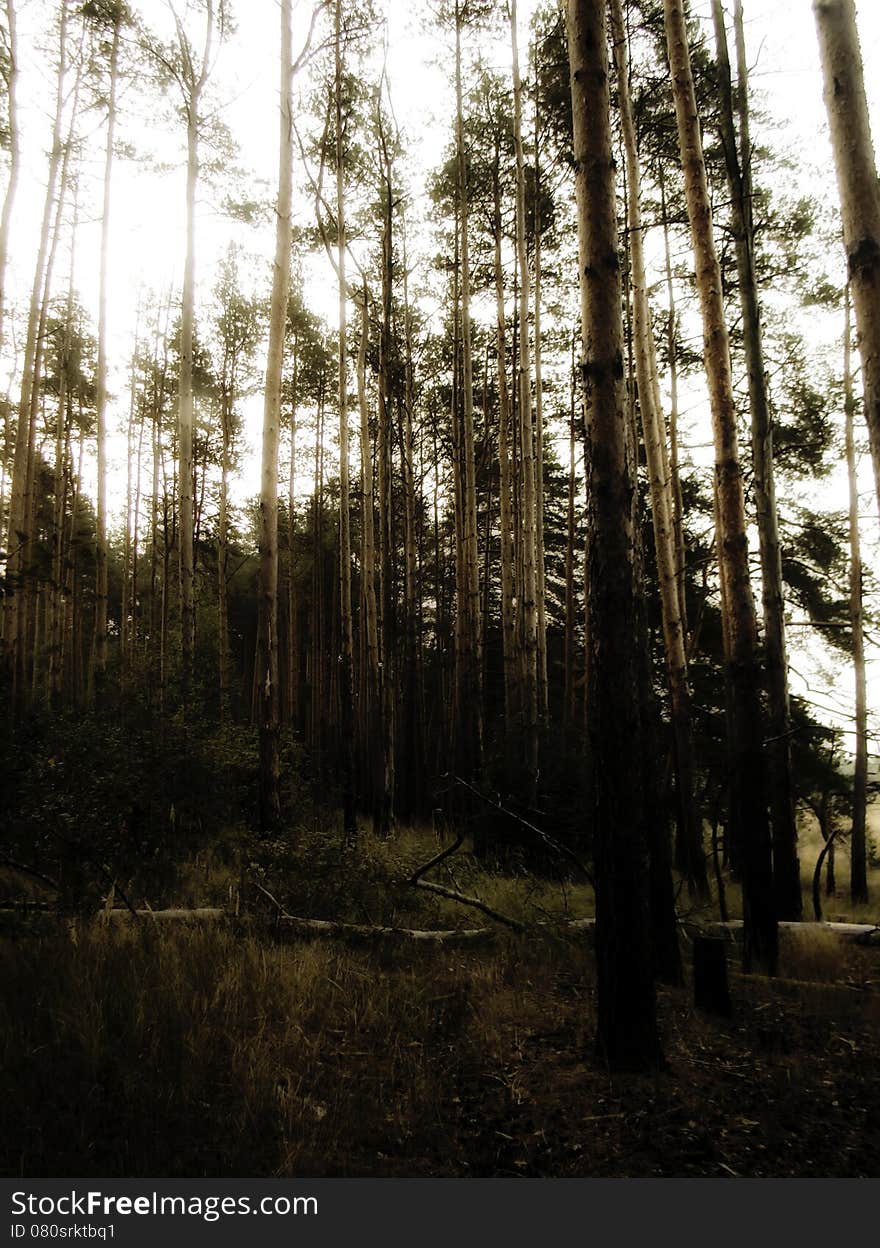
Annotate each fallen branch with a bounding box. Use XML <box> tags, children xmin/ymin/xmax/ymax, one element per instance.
<box><xmin>409</xmin><ymin>832</ymin><xmax>465</xmax><ymax>885</ymax></box>
<box><xmin>412</xmin><ymin>878</ymin><xmax>525</xmax><ymax>932</ymax></box>
<box><xmin>275</xmin><ymin>913</ymin><xmax>498</xmax><ymax>947</ymax></box>
<box><xmin>406</xmin><ymin>831</ymin><xmax>525</xmax><ymax>931</ymax></box>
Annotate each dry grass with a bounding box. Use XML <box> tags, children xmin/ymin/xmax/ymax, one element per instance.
<box><xmin>0</xmin><ymin>922</ymin><xmax>592</xmax><ymax>1177</ymax></box>
<box><xmin>3</xmin><ymin>915</ymin><xmax>880</xmax><ymax>1178</ymax></box>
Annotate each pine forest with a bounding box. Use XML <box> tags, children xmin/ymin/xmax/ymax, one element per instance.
<box><xmin>2</xmin><ymin>0</ymin><xmax>880</xmax><ymax>1179</ymax></box>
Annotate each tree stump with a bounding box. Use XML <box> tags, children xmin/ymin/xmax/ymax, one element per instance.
<box><xmin>693</xmin><ymin>935</ymin><xmax>732</xmax><ymax>1016</ymax></box>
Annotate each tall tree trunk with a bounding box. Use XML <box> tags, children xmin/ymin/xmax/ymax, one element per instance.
<box><xmin>256</xmin><ymin>0</ymin><xmax>293</xmax><ymax>834</ymax></box>
<box><xmin>400</xmin><ymin>243</ymin><xmax>424</xmax><ymax>820</ymax></box>
<box><xmin>664</xmin><ymin>0</ymin><xmax>776</xmax><ymax>973</ymax></box>
<box><xmin>0</xmin><ymin>0</ymin><xmax>20</xmax><ymax>367</ymax></box>
<box><xmin>286</xmin><ymin>391</ymin><xmax>298</xmax><ymax>727</ymax></box>
<box><xmin>567</xmin><ymin>0</ymin><xmax>661</xmax><ymax>1070</ymax></box>
<box><xmin>175</xmin><ymin>1</ymin><xmax>216</xmax><ymax>697</ymax></box>
<box><xmin>659</xmin><ymin>169</ymin><xmax>689</xmax><ymax>635</ymax></box>
<box><xmin>511</xmin><ymin>0</ymin><xmax>538</xmax><ymax>802</ymax></box>
<box><xmin>453</xmin><ymin>1</ymin><xmax>483</xmax><ymax>781</ymax></box>
<box><xmin>712</xmin><ymin>0</ymin><xmax>800</xmax><ymax>919</ymax></box>
<box><xmin>533</xmin><ymin>71</ymin><xmax>548</xmax><ymax>723</ymax></box>
<box><xmin>845</xmin><ymin>289</ymin><xmax>869</xmax><ymax>905</ymax></box>
<box><xmin>218</xmin><ymin>384</ymin><xmax>232</xmax><ymax>718</ymax></box>
<box><xmin>491</xmin><ymin>155</ymin><xmax>517</xmax><ymax>747</ymax></box>
<box><xmin>356</xmin><ymin>289</ymin><xmax>383</xmax><ymax>826</ymax></box>
<box><xmin>814</xmin><ymin>0</ymin><xmax>880</xmax><ymax>519</ymax></box>
<box><xmin>377</xmin><ymin>190</ymin><xmax>395</xmax><ymax>833</ymax></box>
<box><xmin>610</xmin><ymin>0</ymin><xmax>706</xmax><ymax>897</ymax></box>
<box><xmin>4</xmin><ymin>0</ymin><xmax>69</xmax><ymax>709</ymax></box>
<box><xmin>335</xmin><ymin>0</ymin><xmax>356</xmax><ymax>837</ymax></box>
<box><xmin>564</xmin><ymin>331</ymin><xmax>577</xmax><ymax>730</ymax></box>
<box><xmin>92</xmin><ymin>11</ymin><xmax>120</xmax><ymax>693</ymax></box>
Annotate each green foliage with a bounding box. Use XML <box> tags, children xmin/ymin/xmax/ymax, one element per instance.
<box><xmin>0</xmin><ymin>705</ymin><xmax>306</xmax><ymax>913</ymax></box>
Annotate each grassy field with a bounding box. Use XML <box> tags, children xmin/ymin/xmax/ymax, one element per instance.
<box><xmin>2</xmin><ymin>822</ymin><xmax>880</xmax><ymax>1178</ymax></box>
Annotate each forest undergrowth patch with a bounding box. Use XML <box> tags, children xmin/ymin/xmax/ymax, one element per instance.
<box><xmin>2</xmin><ymin>921</ymin><xmax>879</xmax><ymax>1178</ymax></box>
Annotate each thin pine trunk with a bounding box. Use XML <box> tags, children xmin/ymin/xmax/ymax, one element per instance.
<box><xmin>611</xmin><ymin>0</ymin><xmax>706</xmax><ymax>896</ymax></box>
<box><xmin>454</xmin><ymin>1</ymin><xmax>483</xmax><ymax>780</ymax></box>
<box><xmin>713</xmin><ymin>0</ymin><xmax>800</xmax><ymax>919</ymax></box>
<box><xmin>4</xmin><ymin>0</ymin><xmax>69</xmax><ymax>709</ymax></box>
<box><xmin>491</xmin><ymin>158</ymin><xmax>517</xmax><ymax>740</ymax></box>
<box><xmin>511</xmin><ymin>0</ymin><xmax>538</xmax><ymax>802</ymax></box>
<box><xmin>335</xmin><ymin>0</ymin><xmax>355</xmax><ymax>837</ymax></box>
<box><xmin>659</xmin><ymin>170</ymin><xmax>689</xmax><ymax>633</ymax></box>
<box><xmin>814</xmin><ymin>0</ymin><xmax>880</xmax><ymax>519</ymax></box>
<box><xmin>533</xmin><ymin>71</ymin><xmax>548</xmax><ymax>722</ymax></box>
<box><xmin>256</xmin><ymin>0</ymin><xmax>293</xmax><ymax>834</ymax></box>
<box><xmin>0</xmin><ymin>0</ymin><xmax>20</xmax><ymax>370</ymax></box>
<box><xmin>664</xmin><ymin>0</ymin><xmax>776</xmax><ymax>973</ymax></box>
<box><xmin>845</xmin><ymin>289</ymin><xmax>869</xmax><ymax>905</ymax></box>
<box><xmin>93</xmin><ymin>12</ymin><xmax>120</xmax><ymax>691</ymax></box>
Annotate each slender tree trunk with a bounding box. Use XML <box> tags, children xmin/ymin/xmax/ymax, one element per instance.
<box><xmin>0</xmin><ymin>0</ymin><xmax>20</xmax><ymax>369</ymax></box>
<box><xmin>659</xmin><ymin>170</ymin><xmax>689</xmax><ymax>635</ymax></box>
<box><xmin>92</xmin><ymin>12</ymin><xmax>120</xmax><ymax>693</ymax></box>
<box><xmin>567</xmin><ymin>0</ymin><xmax>661</xmax><ymax>1070</ymax></box>
<box><xmin>4</xmin><ymin>0</ymin><xmax>69</xmax><ymax>708</ymax></box>
<box><xmin>335</xmin><ymin>0</ymin><xmax>356</xmax><ymax>837</ymax></box>
<box><xmin>356</xmin><ymin>290</ymin><xmax>382</xmax><ymax>824</ymax></box>
<box><xmin>377</xmin><ymin>193</ymin><xmax>395</xmax><ymax>833</ymax></box>
<box><xmin>131</xmin><ymin>383</ymin><xmax>145</xmax><ymax>672</ymax></box>
<box><xmin>454</xmin><ymin>1</ymin><xmax>483</xmax><ymax>780</ymax></box>
<box><xmin>256</xmin><ymin>0</ymin><xmax>293</xmax><ymax>834</ymax></box>
<box><xmin>175</xmin><ymin>2</ymin><xmax>215</xmax><ymax>697</ymax></box>
<box><xmin>218</xmin><ymin>386</ymin><xmax>231</xmax><ymax>718</ymax></box>
<box><xmin>814</xmin><ymin>0</ymin><xmax>880</xmax><ymax>519</ymax></box>
<box><xmin>664</xmin><ymin>0</ymin><xmax>776</xmax><ymax>973</ymax></box>
<box><xmin>611</xmin><ymin>0</ymin><xmax>706</xmax><ymax>897</ymax></box>
<box><xmin>286</xmin><ymin>393</ymin><xmax>298</xmax><ymax>726</ymax></box>
<box><xmin>712</xmin><ymin>0</ymin><xmax>801</xmax><ymax>919</ymax></box>
<box><xmin>400</xmin><ymin>245</ymin><xmax>424</xmax><ymax>820</ymax></box>
<box><xmin>844</xmin><ymin>289</ymin><xmax>869</xmax><ymax>905</ymax></box>
<box><xmin>533</xmin><ymin>73</ymin><xmax>548</xmax><ymax>723</ymax></box>
<box><xmin>564</xmin><ymin>332</ymin><xmax>577</xmax><ymax>730</ymax></box>
<box><xmin>511</xmin><ymin>0</ymin><xmax>538</xmax><ymax>802</ymax></box>
<box><xmin>491</xmin><ymin>157</ymin><xmax>517</xmax><ymax>744</ymax></box>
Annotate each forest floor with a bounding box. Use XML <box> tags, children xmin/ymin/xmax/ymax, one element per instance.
<box><xmin>3</xmin><ymin>870</ymin><xmax>880</xmax><ymax>1178</ymax></box>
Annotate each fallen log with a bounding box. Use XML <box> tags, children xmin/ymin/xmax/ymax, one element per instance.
<box><xmin>105</xmin><ymin>907</ymin><xmax>226</xmax><ymax>923</ymax></box>
<box><xmin>102</xmin><ymin>906</ymin><xmax>595</xmax><ymax>946</ymax></box>
<box><xmin>704</xmin><ymin>920</ymin><xmax>880</xmax><ymax>947</ymax></box>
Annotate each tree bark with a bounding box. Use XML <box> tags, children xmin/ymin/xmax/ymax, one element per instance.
<box><xmin>4</xmin><ymin>0</ymin><xmax>69</xmax><ymax>710</ymax></box>
<box><xmin>664</xmin><ymin>0</ymin><xmax>777</xmax><ymax>974</ymax></box>
<box><xmin>844</xmin><ymin>289</ymin><xmax>869</xmax><ymax>905</ymax></box>
<box><xmin>712</xmin><ymin>0</ymin><xmax>801</xmax><ymax>920</ymax></box>
<box><xmin>511</xmin><ymin>0</ymin><xmax>538</xmax><ymax>802</ymax></box>
<box><xmin>454</xmin><ymin>0</ymin><xmax>483</xmax><ymax>780</ymax></box>
<box><xmin>491</xmin><ymin>153</ymin><xmax>517</xmax><ymax>749</ymax></box>
<box><xmin>611</xmin><ymin>0</ymin><xmax>706</xmax><ymax>897</ymax></box>
<box><xmin>92</xmin><ymin>8</ymin><xmax>121</xmax><ymax>693</ymax></box>
<box><xmin>173</xmin><ymin>0</ymin><xmax>216</xmax><ymax>696</ymax></box>
<box><xmin>567</xmin><ymin>0</ymin><xmax>662</xmax><ymax>1070</ymax></box>
<box><xmin>256</xmin><ymin>0</ymin><xmax>293</xmax><ymax>834</ymax></box>
<box><xmin>334</xmin><ymin>0</ymin><xmax>356</xmax><ymax>838</ymax></box>
<box><xmin>0</xmin><ymin>0</ymin><xmax>20</xmax><ymax>368</ymax></box>
<box><xmin>814</xmin><ymin>0</ymin><xmax>880</xmax><ymax>519</ymax></box>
